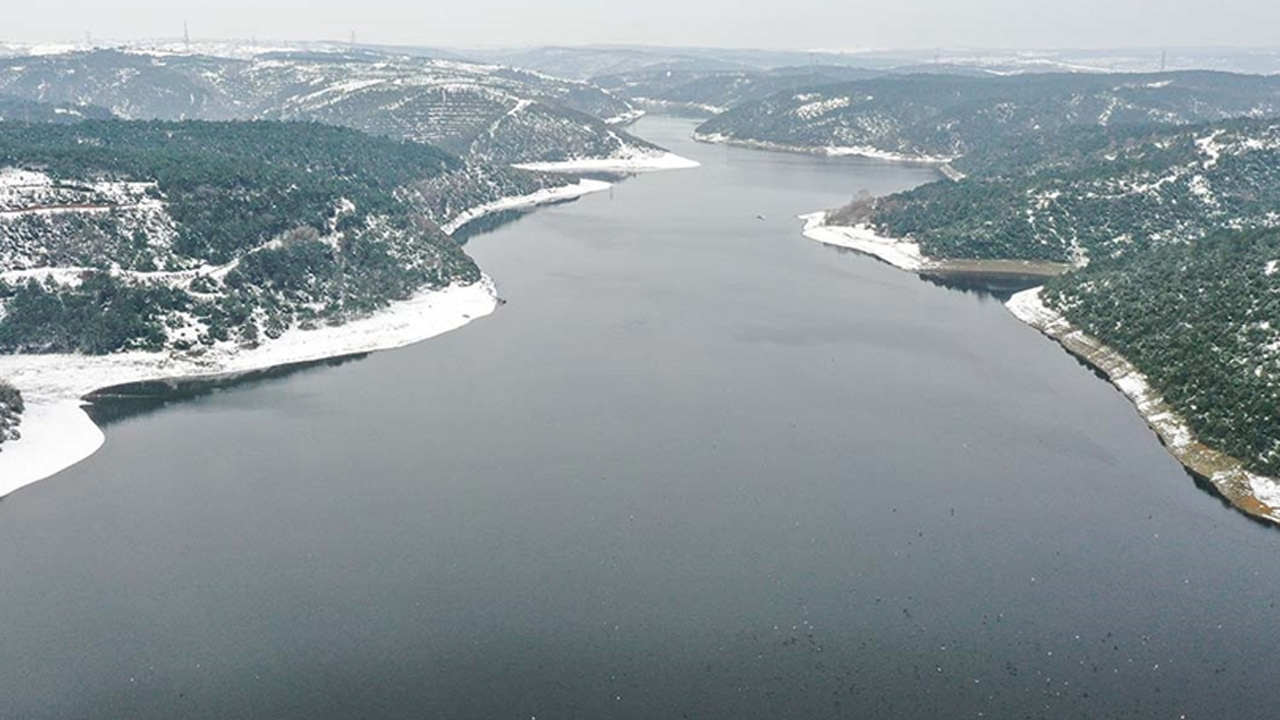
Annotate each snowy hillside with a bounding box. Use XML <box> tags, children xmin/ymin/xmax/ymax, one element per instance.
<box><xmin>819</xmin><ymin>116</ymin><xmax>1280</xmax><ymax>481</ymax></box>
<box><xmin>696</xmin><ymin>72</ymin><xmax>1280</xmax><ymax>162</ymax></box>
<box><xmin>0</xmin><ymin>48</ymin><xmax>670</xmax><ymax>167</ymax></box>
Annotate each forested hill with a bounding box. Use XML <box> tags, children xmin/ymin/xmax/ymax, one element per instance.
<box><xmin>822</xmin><ymin>117</ymin><xmax>1280</xmax><ymax>476</ymax></box>
<box><xmin>868</xmin><ymin>118</ymin><xmax>1280</xmax><ymax>262</ymax></box>
<box><xmin>0</xmin><ymin>120</ymin><xmax>552</xmax><ymax>355</ymax></box>
<box><xmin>1045</xmin><ymin>228</ymin><xmax>1280</xmax><ymax>477</ymax></box>
<box><xmin>695</xmin><ymin>72</ymin><xmax>1280</xmax><ymax>160</ymax></box>
<box><xmin>0</xmin><ymin>95</ymin><xmax>115</xmax><ymax>123</ymax></box>
<box><xmin>593</xmin><ymin>66</ymin><xmax>884</xmax><ymax>115</ymax></box>
<box><xmin>0</xmin><ymin>49</ymin><xmax>661</xmax><ymax>166</ymax></box>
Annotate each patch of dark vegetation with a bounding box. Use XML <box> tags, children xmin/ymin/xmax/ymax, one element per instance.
<box><xmin>0</xmin><ymin>380</ymin><xmax>24</xmax><ymax>450</ymax></box>
<box><xmin>82</xmin><ymin>354</ymin><xmax>368</xmax><ymax>427</ymax></box>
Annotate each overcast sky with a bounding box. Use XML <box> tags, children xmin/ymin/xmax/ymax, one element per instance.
<box><xmin>6</xmin><ymin>0</ymin><xmax>1279</xmax><ymax>50</ymax></box>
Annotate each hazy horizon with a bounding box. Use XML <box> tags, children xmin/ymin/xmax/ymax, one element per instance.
<box><xmin>6</xmin><ymin>1</ymin><xmax>1280</xmax><ymax>53</ymax></box>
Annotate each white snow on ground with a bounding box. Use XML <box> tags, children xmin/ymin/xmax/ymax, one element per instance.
<box><xmin>0</xmin><ymin>168</ymin><xmax>164</xmax><ymax>212</ymax></box>
<box><xmin>0</xmin><ymin>267</ymin><xmax>96</xmax><ymax>286</ymax></box>
<box><xmin>0</xmin><ymin>168</ymin><xmax>51</xmax><ymax>190</ymax></box>
<box><xmin>1006</xmin><ymin>287</ymin><xmax>1280</xmax><ymax>524</ymax></box>
<box><xmin>441</xmin><ymin>179</ymin><xmax>612</xmax><ymax>234</ymax></box>
<box><xmin>632</xmin><ymin>98</ymin><xmax>728</xmax><ymax>115</ymax></box>
<box><xmin>1265</xmin><ymin>260</ymin><xmax>1278</xmax><ymax>276</ymax></box>
<box><xmin>1249</xmin><ymin>474</ymin><xmax>1280</xmax><ymax>509</ymax></box>
<box><xmin>822</xmin><ymin>146</ymin><xmax>956</xmax><ymax>164</ymax></box>
<box><xmin>692</xmin><ymin>132</ymin><xmax>954</xmax><ymax>165</ymax></box>
<box><xmin>1196</xmin><ymin>130</ymin><xmax>1225</xmax><ymax>169</ymax></box>
<box><xmin>0</xmin><ymin>401</ymin><xmax>104</xmax><ymax>498</ymax></box>
<box><xmin>1188</xmin><ymin>174</ymin><xmax>1217</xmax><ymax>204</ymax></box>
<box><xmin>603</xmin><ymin>109</ymin><xmax>646</xmax><ymax>125</ymax></box>
<box><xmin>511</xmin><ymin>151</ymin><xmax>700</xmax><ymax>173</ymax></box>
<box><xmin>0</xmin><ymin>42</ymin><xmax>81</xmax><ymax>58</ymax></box>
<box><xmin>799</xmin><ymin>212</ymin><xmax>927</xmax><ymax>271</ymax></box>
<box><xmin>792</xmin><ymin>96</ymin><xmax>853</xmax><ymax>121</ymax></box>
<box><xmin>0</xmin><ymin>279</ymin><xmax>497</xmax><ymax>497</ymax></box>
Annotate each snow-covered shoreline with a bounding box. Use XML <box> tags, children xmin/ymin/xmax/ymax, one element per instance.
<box><xmin>799</xmin><ymin>212</ymin><xmax>1072</xmax><ymax>279</ymax></box>
<box><xmin>0</xmin><ymin>134</ymin><xmax>699</xmax><ymax>497</ymax></box>
<box><xmin>799</xmin><ymin>210</ymin><xmax>1280</xmax><ymax>521</ymax></box>
<box><xmin>1007</xmin><ymin>287</ymin><xmax>1280</xmax><ymax>525</ymax></box>
<box><xmin>0</xmin><ymin>278</ymin><xmax>498</xmax><ymax>498</ymax></box>
<box><xmin>511</xmin><ymin>151</ymin><xmax>700</xmax><ymax>174</ymax></box>
<box><xmin>800</xmin><ymin>212</ymin><xmax>929</xmax><ymax>271</ymax></box>
<box><xmin>441</xmin><ymin>178</ymin><xmax>612</xmax><ymax>234</ymax></box>
<box><xmin>693</xmin><ymin>132</ymin><xmax>955</xmax><ymax>165</ymax></box>
<box><xmin>602</xmin><ymin>109</ymin><xmax>647</xmax><ymax>126</ymax></box>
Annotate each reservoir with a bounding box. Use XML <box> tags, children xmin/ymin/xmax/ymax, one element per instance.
<box><xmin>1</xmin><ymin>116</ymin><xmax>1277</xmax><ymax>719</ymax></box>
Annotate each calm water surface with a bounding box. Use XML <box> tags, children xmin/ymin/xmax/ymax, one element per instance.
<box><xmin>2</xmin><ymin>117</ymin><xmax>1278</xmax><ymax>719</ymax></box>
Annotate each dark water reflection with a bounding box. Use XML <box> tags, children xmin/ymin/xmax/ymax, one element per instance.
<box><xmin>1</xmin><ymin>117</ymin><xmax>1278</xmax><ymax>720</ymax></box>
<box><xmin>918</xmin><ymin>271</ymin><xmax>1049</xmax><ymax>298</ymax></box>
<box><xmin>83</xmin><ymin>355</ymin><xmax>370</xmax><ymax>427</ymax></box>
<box><xmin>452</xmin><ymin>208</ymin><xmax>536</xmax><ymax>244</ymax></box>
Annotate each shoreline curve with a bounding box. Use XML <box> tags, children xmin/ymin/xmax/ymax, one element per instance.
<box><xmin>694</xmin><ymin>133</ymin><xmax>955</xmax><ymax>165</ymax></box>
<box><xmin>0</xmin><ymin>171</ymin><xmax>630</xmax><ymax>498</ymax></box>
<box><xmin>0</xmin><ymin>277</ymin><xmax>498</xmax><ymax>498</ymax></box>
<box><xmin>798</xmin><ymin>211</ymin><xmax>1280</xmax><ymax>525</ymax></box>
<box><xmin>1007</xmin><ymin>288</ymin><xmax>1280</xmax><ymax>525</ymax></box>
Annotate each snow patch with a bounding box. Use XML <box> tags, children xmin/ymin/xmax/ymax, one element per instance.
<box><xmin>603</xmin><ymin>108</ymin><xmax>646</xmax><ymax>125</ymax></box>
<box><xmin>1188</xmin><ymin>174</ymin><xmax>1217</xmax><ymax>205</ymax></box>
<box><xmin>1248</xmin><ymin>473</ymin><xmax>1280</xmax><ymax>509</ymax></box>
<box><xmin>693</xmin><ymin>133</ymin><xmax>952</xmax><ymax>165</ymax></box>
<box><xmin>0</xmin><ymin>400</ymin><xmax>104</xmax><ymax>498</ymax></box>
<box><xmin>799</xmin><ymin>212</ymin><xmax>927</xmax><ymax>271</ymax></box>
<box><xmin>792</xmin><ymin>96</ymin><xmax>853</xmax><ymax>121</ymax></box>
<box><xmin>1196</xmin><ymin>131</ymin><xmax>1225</xmax><ymax>169</ymax></box>
<box><xmin>441</xmin><ymin>179</ymin><xmax>611</xmax><ymax>234</ymax></box>
<box><xmin>823</xmin><ymin>146</ymin><xmax>956</xmax><ymax>163</ymax></box>
<box><xmin>511</xmin><ymin>151</ymin><xmax>699</xmax><ymax>174</ymax></box>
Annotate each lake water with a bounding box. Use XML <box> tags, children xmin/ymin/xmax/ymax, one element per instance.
<box><xmin>2</xmin><ymin>116</ymin><xmax>1278</xmax><ymax>719</ymax></box>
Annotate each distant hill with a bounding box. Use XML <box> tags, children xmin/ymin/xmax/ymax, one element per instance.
<box><xmin>0</xmin><ymin>49</ymin><xmax>662</xmax><ymax>166</ymax></box>
<box><xmin>696</xmin><ymin>72</ymin><xmax>1280</xmax><ymax>161</ymax></box>
<box><xmin>0</xmin><ymin>95</ymin><xmax>115</xmax><ymax>123</ymax></box>
<box><xmin>593</xmin><ymin>66</ymin><xmax>886</xmax><ymax>115</ymax></box>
